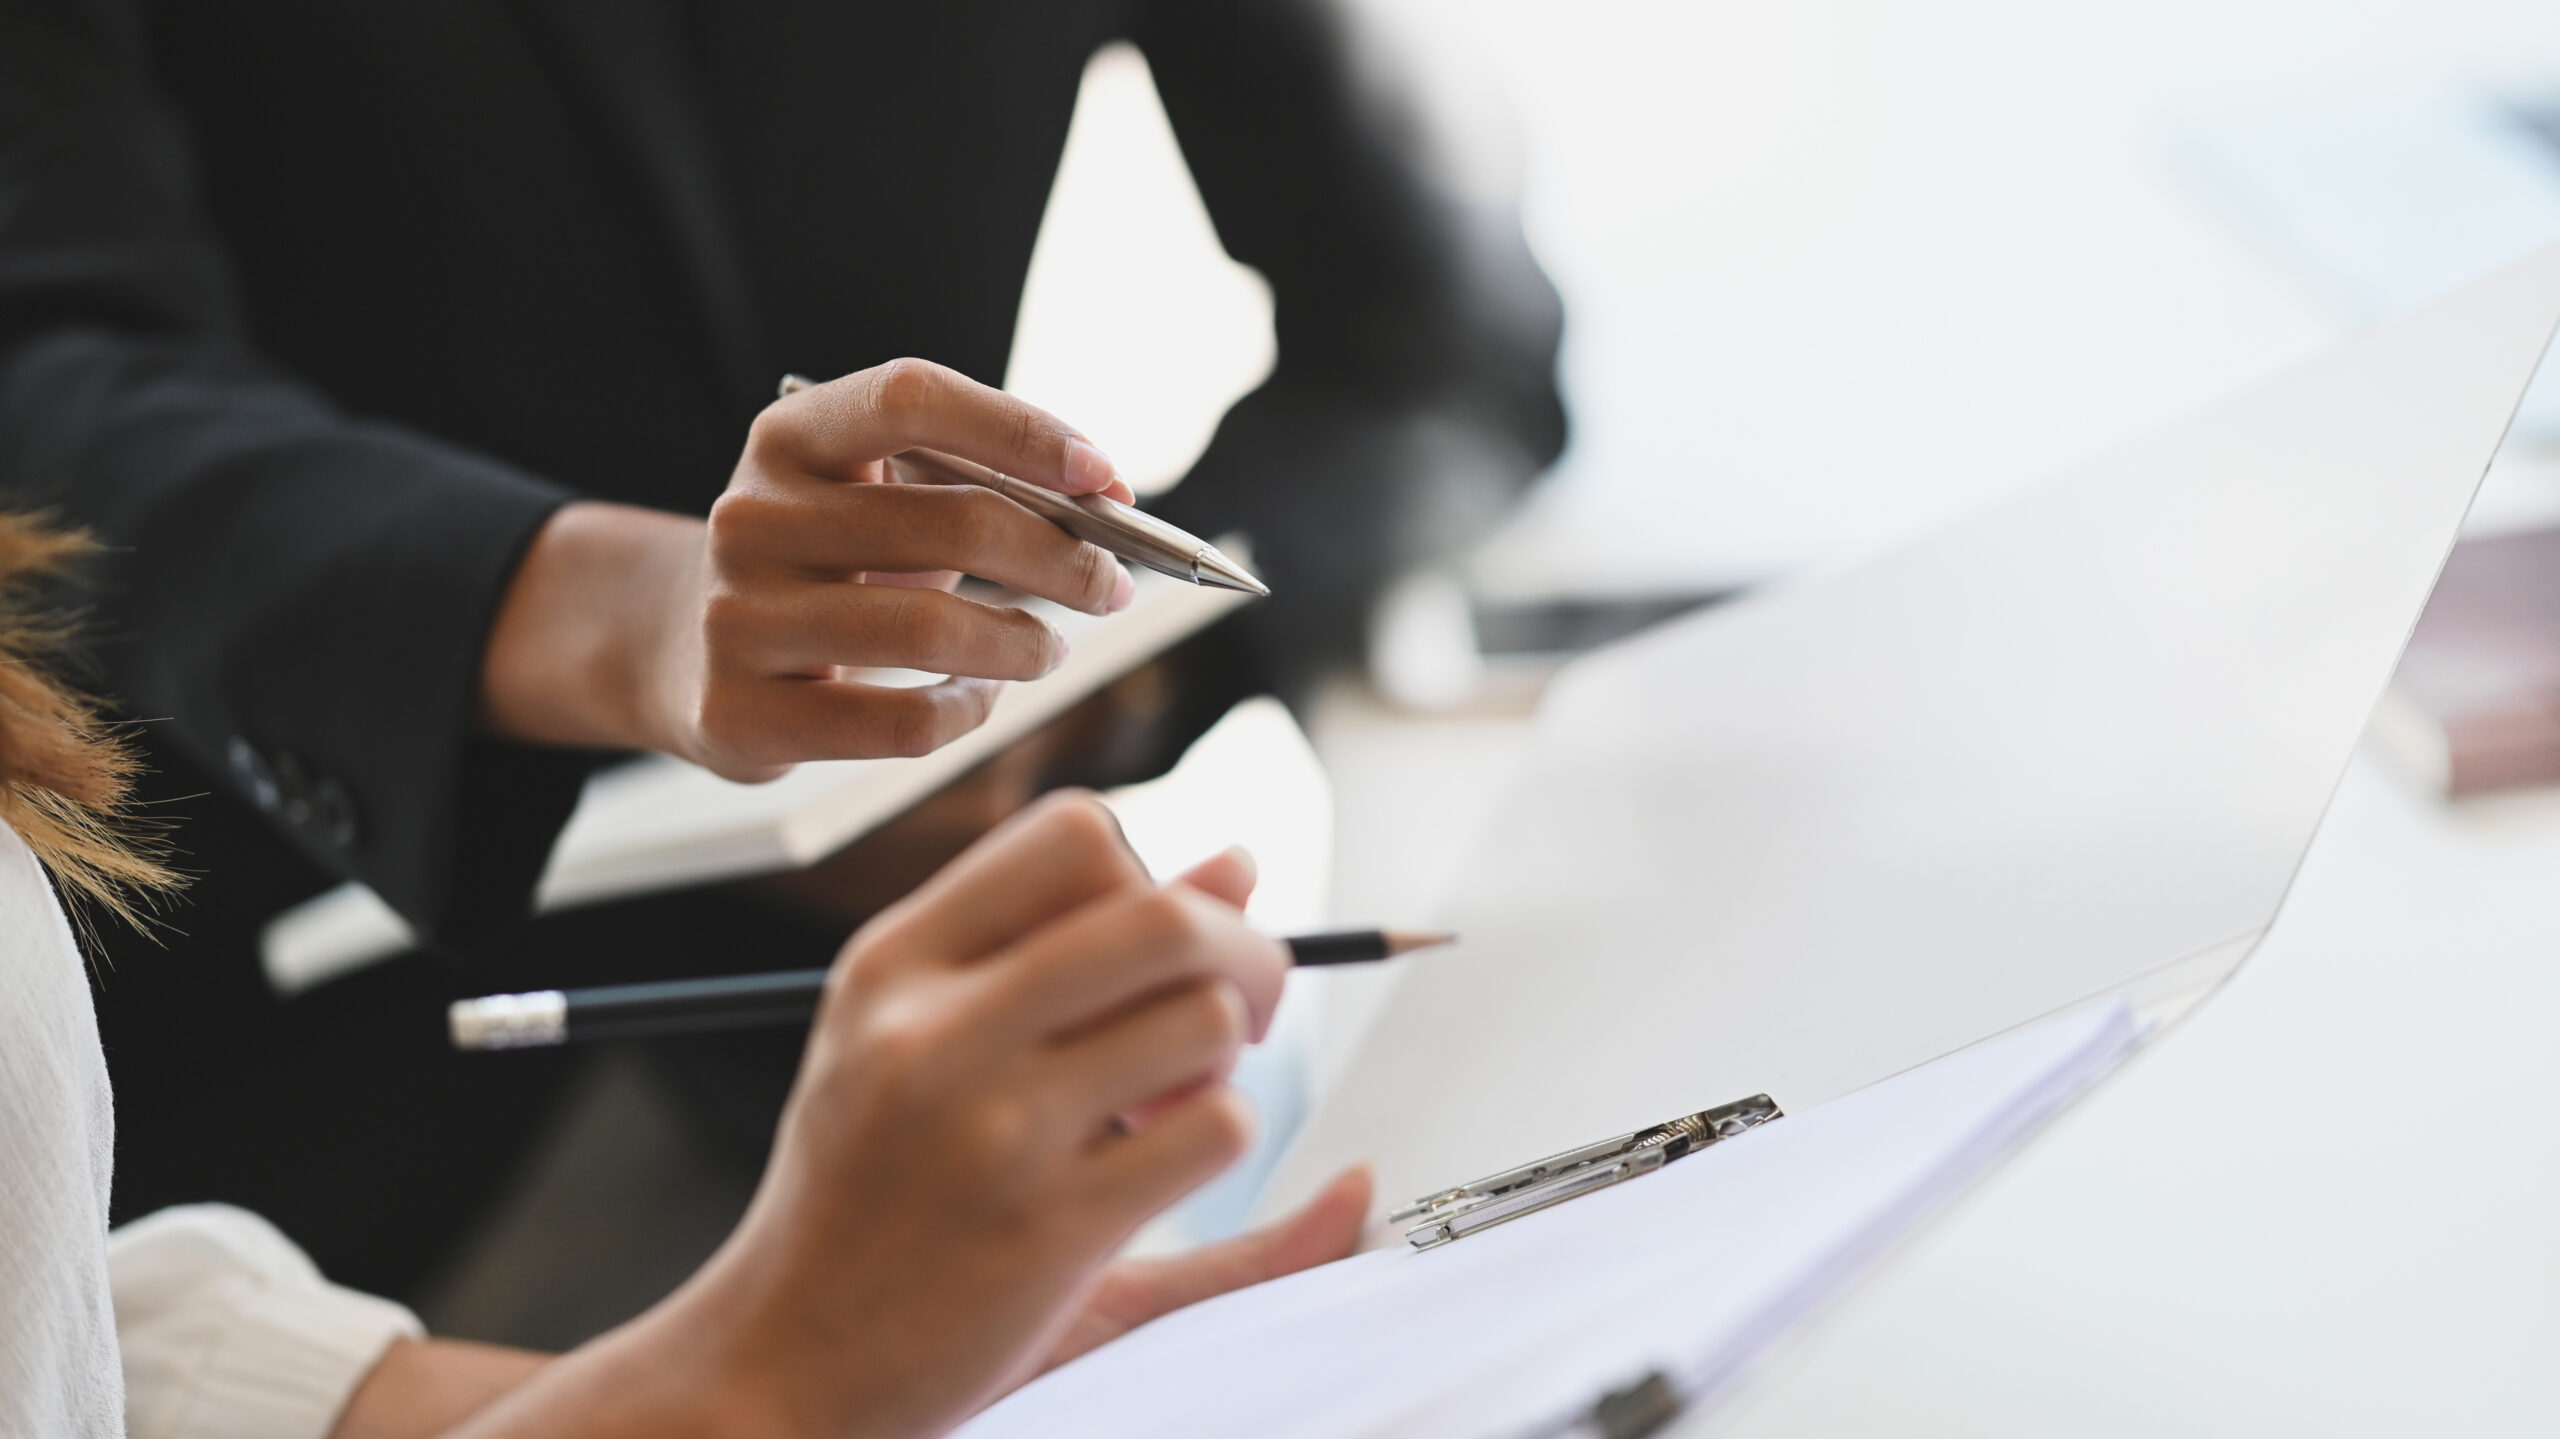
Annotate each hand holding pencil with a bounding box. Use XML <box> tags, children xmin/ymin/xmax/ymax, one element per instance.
<box><xmin>509</xmin><ymin>792</ymin><xmax>1369</xmax><ymax>1437</ymax></box>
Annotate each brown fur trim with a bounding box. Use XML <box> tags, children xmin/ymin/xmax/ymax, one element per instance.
<box><xmin>0</xmin><ymin>514</ymin><xmax>180</xmax><ymax>935</ymax></box>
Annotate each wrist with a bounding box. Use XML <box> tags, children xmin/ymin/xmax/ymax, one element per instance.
<box><xmin>478</xmin><ymin>502</ymin><xmax>704</xmax><ymax>755</ymax></box>
<box><xmin>620</xmin><ymin>1239</ymin><xmax>878</xmax><ymax>1439</ymax></box>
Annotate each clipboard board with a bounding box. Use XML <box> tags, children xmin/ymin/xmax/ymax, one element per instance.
<box><xmin>1263</xmin><ymin>244</ymin><xmax>2560</xmax><ymax>1228</ymax></box>
<box><xmin>948</xmin><ymin>246</ymin><xmax>2560</xmax><ymax>1439</ymax></box>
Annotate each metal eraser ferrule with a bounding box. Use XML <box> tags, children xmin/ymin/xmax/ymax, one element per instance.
<box><xmin>448</xmin><ymin>991</ymin><xmax>569</xmax><ymax>1051</ymax></box>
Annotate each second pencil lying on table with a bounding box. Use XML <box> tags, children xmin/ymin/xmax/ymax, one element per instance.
<box><xmin>448</xmin><ymin>930</ymin><xmax>1455</xmax><ymax>1051</ymax></box>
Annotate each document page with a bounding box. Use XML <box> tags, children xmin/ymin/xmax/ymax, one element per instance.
<box><xmin>954</xmin><ymin>1002</ymin><xmax>2136</xmax><ymax>1439</ymax></box>
<box><xmin>1269</xmin><ymin>246</ymin><xmax>2560</xmax><ymax>1221</ymax></box>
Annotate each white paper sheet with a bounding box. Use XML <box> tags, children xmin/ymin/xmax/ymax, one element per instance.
<box><xmin>1267</xmin><ymin>245</ymin><xmax>2560</xmax><ymax>1222</ymax></box>
<box><xmin>955</xmin><ymin>1003</ymin><xmax>2136</xmax><ymax>1439</ymax></box>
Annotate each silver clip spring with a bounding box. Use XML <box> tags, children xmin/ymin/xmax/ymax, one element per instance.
<box><xmin>1398</xmin><ymin>1094</ymin><xmax>1783</xmax><ymax>1250</ymax></box>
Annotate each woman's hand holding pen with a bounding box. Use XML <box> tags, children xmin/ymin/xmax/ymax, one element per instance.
<box><xmin>477</xmin><ymin>358</ymin><xmax>1141</xmax><ymax>779</ymax></box>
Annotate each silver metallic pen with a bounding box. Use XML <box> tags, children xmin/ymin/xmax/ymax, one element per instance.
<box><xmin>777</xmin><ymin>373</ymin><xmax>1268</xmax><ymax>595</ymax></box>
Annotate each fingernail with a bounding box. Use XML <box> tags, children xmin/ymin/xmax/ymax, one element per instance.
<box><xmin>1064</xmin><ymin>437</ymin><xmax>1117</xmax><ymax>495</ymax></box>
<box><xmin>1044</xmin><ymin>625</ymin><xmax>1070</xmax><ymax>676</ymax></box>
<box><xmin>1108</xmin><ymin>566</ymin><xmax>1136</xmax><ymax>613</ymax></box>
<box><xmin>1218</xmin><ymin>843</ymin><xmax>1258</xmax><ymax>886</ymax></box>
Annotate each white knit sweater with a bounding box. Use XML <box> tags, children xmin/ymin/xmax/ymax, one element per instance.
<box><xmin>0</xmin><ymin>822</ymin><xmax>420</xmax><ymax>1438</ymax></box>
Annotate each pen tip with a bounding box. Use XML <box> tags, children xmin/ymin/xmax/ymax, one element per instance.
<box><xmin>1193</xmin><ymin>549</ymin><xmax>1271</xmax><ymax>596</ymax></box>
<box><xmin>1381</xmin><ymin>930</ymin><xmax>1459</xmax><ymax>957</ymax></box>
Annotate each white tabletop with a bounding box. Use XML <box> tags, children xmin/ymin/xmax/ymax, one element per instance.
<box><xmin>1696</xmin><ymin>746</ymin><xmax>2560</xmax><ymax>1437</ymax></box>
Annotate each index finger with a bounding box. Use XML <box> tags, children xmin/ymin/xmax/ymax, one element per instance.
<box><xmin>989</xmin><ymin>885</ymin><xmax>1290</xmax><ymax>1045</ymax></box>
<box><xmin>861</xmin><ymin>790</ymin><xmax>1154</xmax><ymax>964</ymax></box>
<box><xmin>770</xmin><ymin>359</ymin><xmax>1134</xmax><ymax>501</ymax></box>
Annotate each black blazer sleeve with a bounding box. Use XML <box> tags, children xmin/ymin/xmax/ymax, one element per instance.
<box><xmin>0</xmin><ymin>0</ymin><xmax>588</xmax><ymax>946</ymax></box>
<box><xmin>1133</xmin><ymin>0</ymin><xmax>1569</xmax><ymax>674</ymax></box>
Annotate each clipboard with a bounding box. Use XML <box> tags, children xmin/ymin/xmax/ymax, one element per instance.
<box><xmin>952</xmin><ymin>247</ymin><xmax>2560</xmax><ymax>1438</ymax></box>
<box><xmin>1262</xmin><ymin>245</ymin><xmax>2560</xmax><ymax>1230</ymax></box>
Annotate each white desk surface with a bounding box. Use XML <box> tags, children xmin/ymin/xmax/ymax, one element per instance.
<box><xmin>1696</xmin><ymin>746</ymin><xmax>2560</xmax><ymax>1436</ymax></box>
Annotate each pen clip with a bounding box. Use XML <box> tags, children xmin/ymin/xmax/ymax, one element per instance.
<box><xmin>1395</xmin><ymin>1094</ymin><xmax>1782</xmax><ymax>1250</ymax></box>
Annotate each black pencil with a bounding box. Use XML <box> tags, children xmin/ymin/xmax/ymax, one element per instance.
<box><xmin>447</xmin><ymin>929</ymin><xmax>1455</xmax><ymax>1051</ymax></box>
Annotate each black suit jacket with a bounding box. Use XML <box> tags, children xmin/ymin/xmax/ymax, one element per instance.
<box><xmin>0</xmin><ymin>0</ymin><xmax>1565</xmax><ymax>950</ymax></box>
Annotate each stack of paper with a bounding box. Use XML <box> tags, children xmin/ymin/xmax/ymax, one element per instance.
<box><xmin>956</xmin><ymin>1003</ymin><xmax>2137</xmax><ymax>1439</ymax></box>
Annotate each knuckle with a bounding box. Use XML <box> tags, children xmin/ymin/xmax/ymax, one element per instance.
<box><xmin>1196</xmin><ymin>1089</ymin><xmax>1255</xmax><ymax>1163</ymax></box>
<box><xmin>1070</xmin><ymin>543</ymin><xmax>1117</xmax><ymax>609</ymax></box>
<box><xmin>948</xmin><ymin>486</ymin><xmax>1009</xmax><ymax>550</ymax></box>
<box><xmin>705</xmin><ymin>490</ymin><xmax>777</xmax><ymax>555</ymax></box>
<box><xmin>1010</xmin><ymin>404</ymin><xmax>1048</xmax><ymax>466</ymax></box>
<box><xmin>690</xmin><ymin>681</ymin><xmax>743</xmax><ymax>743</ymax></box>
<box><xmin>820</xmin><ymin>945</ymin><xmax>875</xmax><ymax>1010</ymax></box>
<box><xmin>1020</xmin><ymin>792</ymin><xmax>1148</xmax><ymax>885</ymax></box>
<box><xmin>878</xmin><ymin>692</ymin><xmax>957</xmax><ymax>758</ymax></box>
<box><xmin>698</xmin><ymin>583</ymin><xmax>756</xmax><ymax>647</ymax></box>
<box><xmin>868</xmin><ymin>357</ymin><xmax>942</xmax><ymax>419</ymax></box>
<box><xmin>956</xmin><ymin>1091</ymin><xmax>1037</xmax><ymax>1166</ymax></box>
<box><xmin>859</xmin><ymin>1009</ymin><xmax>926</xmax><ymax>1073</ymax></box>
<box><xmin>1182</xmin><ymin>982</ymin><xmax>1249</xmax><ymax>1056</ymax></box>
<box><xmin>741</xmin><ymin>407</ymin><xmax>794</xmax><ymax>463</ymax></box>
<box><xmin>876</xmin><ymin>704</ymin><xmax>935</xmax><ymax>760</ymax></box>
<box><xmin>1003</xmin><ymin>612</ymin><xmax>1055</xmax><ymax>678</ymax></box>
<box><xmin>833</xmin><ymin>908</ymin><xmax>925</xmax><ymax>989</ymax></box>
<box><xmin>884</xmin><ymin>591</ymin><xmax>958</xmax><ymax>670</ymax></box>
<box><xmin>853</xmin><ymin>996</ymin><xmax>946</xmax><ymax>1090</ymax></box>
<box><xmin>911</xmin><ymin>487</ymin><xmax>1000</xmax><ymax>565</ymax></box>
<box><xmin>691</xmin><ymin>688</ymin><xmax>778</xmax><ymax>770</ymax></box>
<box><xmin>1134</xmin><ymin>889</ymin><xmax>1208</xmax><ymax>953</ymax></box>
<box><xmin>1032</xmin><ymin>790</ymin><xmax>1122</xmax><ymax>847</ymax></box>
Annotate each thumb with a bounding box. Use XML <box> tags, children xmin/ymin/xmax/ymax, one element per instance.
<box><xmin>1041</xmin><ymin>1166</ymin><xmax>1373</xmax><ymax>1372</ymax></box>
<box><xmin>1223</xmin><ymin>1162</ymin><xmax>1374</xmax><ymax>1283</ymax></box>
<box><xmin>1139</xmin><ymin>1163</ymin><xmax>1373</xmax><ymax>1310</ymax></box>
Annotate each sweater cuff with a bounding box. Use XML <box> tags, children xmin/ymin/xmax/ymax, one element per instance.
<box><xmin>109</xmin><ymin>1204</ymin><xmax>423</xmax><ymax>1439</ymax></box>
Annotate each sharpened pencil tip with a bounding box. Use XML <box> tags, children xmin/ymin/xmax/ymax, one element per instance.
<box><xmin>1381</xmin><ymin>930</ymin><xmax>1458</xmax><ymax>957</ymax></box>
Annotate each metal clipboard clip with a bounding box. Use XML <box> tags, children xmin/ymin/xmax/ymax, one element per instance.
<box><xmin>1391</xmin><ymin>1094</ymin><xmax>1784</xmax><ymax>1251</ymax></box>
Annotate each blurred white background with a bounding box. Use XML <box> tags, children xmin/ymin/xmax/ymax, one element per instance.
<box><xmin>1013</xmin><ymin>0</ymin><xmax>2560</xmax><ymax>593</ymax></box>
